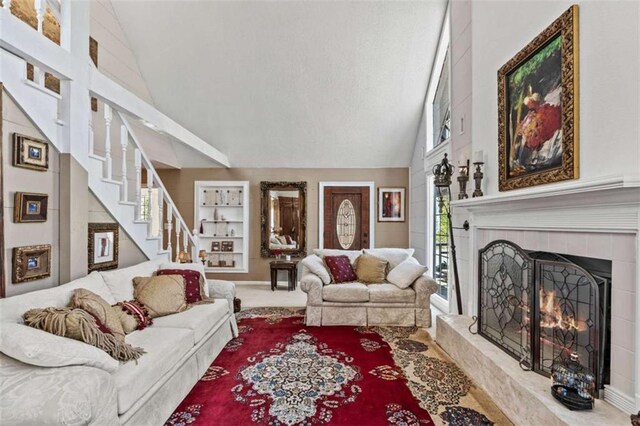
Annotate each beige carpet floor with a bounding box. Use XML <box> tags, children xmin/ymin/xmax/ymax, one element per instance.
<box><xmin>236</xmin><ymin>282</ymin><xmax>307</xmax><ymax>309</ymax></box>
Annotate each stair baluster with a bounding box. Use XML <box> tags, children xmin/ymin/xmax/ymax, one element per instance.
<box><xmin>146</xmin><ymin>168</ymin><xmax>154</xmax><ymax>238</ymax></box>
<box><xmin>134</xmin><ymin>149</ymin><xmax>142</xmax><ymax>220</ymax></box>
<box><xmin>175</xmin><ymin>218</ymin><xmax>181</xmax><ymax>263</ymax></box>
<box><xmin>119</xmin><ymin>125</ymin><xmax>128</xmax><ymax>202</ymax></box>
<box><xmin>157</xmin><ymin>187</ymin><xmax>164</xmax><ymax>250</ymax></box>
<box><xmin>34</xmin><ymin>0</ymin><xmax>45</xmax><ymax>34</ymax></box>
<box><xmin>166</xmin><ymin>203</ymin><xmax>173</xmax><ymax>260</ymax></box>
<box><xmin>104</xmin><ymin>104</ymin><xmax>113</xmax><ymax>180</ymax></box>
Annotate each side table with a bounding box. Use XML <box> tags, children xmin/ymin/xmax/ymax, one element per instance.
<box><xmin>270</xmin><ymin>260</ymin><xmax>299</xmax><ymax>291</ymax></box>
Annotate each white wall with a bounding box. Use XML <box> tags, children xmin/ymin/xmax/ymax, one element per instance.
<box><xmin>2</xmin><ymin>91</ymin><xmax>60</xmax><ymax>296</ymax></box>
<box><xmin>471</xmin><ymin>0</ymin><xmax>640</xmax><ymax>196</ymax></box>
<box><xmin>409</xmin><ymin>108</ymin><xmax>427</xmax><ymax>264</ymax></box>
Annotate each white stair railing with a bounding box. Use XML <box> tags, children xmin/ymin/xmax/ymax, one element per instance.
<box><xmin>119</xmin><ymin>125</ymin><xmax>128</xmax><ymax>202</ymax></box>
<box><xmin>104</xmin><ymin>104</ymin><xmax>113</xmax><ymax>180</ymax></box>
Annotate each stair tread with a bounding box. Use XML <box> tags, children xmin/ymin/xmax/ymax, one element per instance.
<box><xmin>134</xmin><ymin>219</ymin><xmax>150</xmax><ymax>224</ymax></box>
<box><xmin>119</xmin><ymin>201</ymin><xmax>137</xmax><ymax>206</ymax></box>
<box><xmin>102</xmin><ymin>178</ymin><xmax>122</xmax><ymax>185</ymax></box>
<box><xmin>88</xmin><ymin>154</ymin><xmax>106</xmax><ymax>162</ymax></box>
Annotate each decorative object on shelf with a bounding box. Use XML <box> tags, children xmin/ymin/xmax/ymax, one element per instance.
<box><xmin>199</xmin><ymin>218</ymin><xmax>205</xmax><ymax>234</ymax></box>
<box><xmin>178</xmin><ymin>250</ymin><xmax>191</xmax><ymax>263</ymax></box>
<box><xmin>221</xmin><ymin>241</ymin><xmax>234</xmax><ymax>252</ymax></box>
<box><xmin>198</xmin><ymin>250</ymin><xmax>207</xmax><ymax>265</ymax></box>
<box><xmin>213</xmin><ymin>207</ymin><xmax>218</xmax><ymax>221</ymax></box>
<box><xmin>378</xmin><ymin>187</ymin><xmax>405</xmax><ymax>222</ymax></box>
<box><xmin>88</xmin><ymin>223</ymin><xmax>119</xmax><ymax>272</ymax></box>
<box><xmin>13</xmin><ymin>133</ymin><xmax>49</xmax><ymax>171</ymax></box>
<box><xmin>208</xmin><ymin>254</ymin><xmax>235</xmax><ymax>268</ymax></box>
<box><xmin>12</xmin><ymin>244</ymin><xmax>52</xmax><ymax>283</ymax></box>
<box><xmin>230</xmin><ymin>228</ymin><xmax>235</xmax><ymax>237</ymax></box>
<box><xmin>273</xmin><ymin>249</ymin><xmax>282</xmax><ymax>260</ymax></box>
<box><xmin>551</xmin><ymin>352</ymin><xmax>594</xmax><ymax>410</ymax></box>
<box><xmin>14</xmin><ymin>192</ymin><xmax>48</xmax><ymax>223</ymax></box>
<box><xmin>498</xmin><ymin>5</ymin><xmax>579</xmax><ymax>191</ymax></box>
<box><xmin>432</xmin><ymin>154</ymin><xmax>468</xmax><ymax>315</ymax></box>
<box><xmin>211</xmin><ymin>241</ymin><xmax>221</xmax><ymax>252</ymax></box>
<box><xmin>227</xmin><ymin>188</ymin><xmax>242</xmax><ymax>206</ymax></box>
<box><xmin>260</xmin><ymin>181</ymin><xmax>307</xmax><ymax>258</ymax></box>
<box><xmin>456</xmin><ymin>160</ymin><xmax>470</xmax><ymax>200</ymax></box>
<box><xmin>472</xmin><ymin>162</ymin><xmax>484</xmax><ymax>198</ymax></box>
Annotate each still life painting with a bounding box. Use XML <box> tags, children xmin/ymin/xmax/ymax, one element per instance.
<box><xmin>498</xmin><ymin>5</ymin><xmax>578</xmax><ymax>191</ymax></box>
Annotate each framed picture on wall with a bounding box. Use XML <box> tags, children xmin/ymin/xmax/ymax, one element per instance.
<box><xmin>378</xmin><ymin>187</ymin><xmax>405</xmax><ymax>222</ymax></box>
<box><xmin>88</xmin><ymin>223</ymin><xmax>119</xmax><ymax>272</ymax></box>
<box><xmin>12</xmin><ymin>244</ymin><xmax>52</xmax><ymax>284</ymax></box>
<box><xmin>14</xmin><ymin>192</ymin><xmax>48</xmax><ymax>223</ymax></box>
<box><xmin>498</xmin><ymin>5</ymin><xmax>579</xmax><ymax>191</ymax></box>
<box><xmin>13</xmin><ymin>133</ymin><xmax>49</xmax><ymax>171</ymax></box>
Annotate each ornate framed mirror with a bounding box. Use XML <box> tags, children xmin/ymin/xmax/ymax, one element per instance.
<box><xmin>260</xmin><ymin>181</ymin><xmax>307</xmax><ymax>258</ymax></box>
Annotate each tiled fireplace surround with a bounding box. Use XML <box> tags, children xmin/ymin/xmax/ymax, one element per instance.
<box><xmin>437</xmin><ymin>178</ymin><xmax>639</xmax><ymax>423</ymax></box>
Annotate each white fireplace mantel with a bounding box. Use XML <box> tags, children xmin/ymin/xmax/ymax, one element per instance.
<box><xmin>452</xmin><ymin>175</ymin><xmax>640</xmax><ymax>233</ymax></box>
<box><xmin>448</xmin><ymin>173</ymin><xmax>640</xmax><ymax>415</ymax></box>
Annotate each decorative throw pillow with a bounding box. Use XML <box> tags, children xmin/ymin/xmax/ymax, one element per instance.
<box><xmin>23</xmin><ymin>307</ymin><xmax>144</xmax><ymax>362</ymax></box>
<box><xmin>71</xmin><ymin>288</ymin><xmax>126</xmax><ymax>341</ymax></box>
<box><xmin>301</xmin><ymin>254</ymin><xmax>331</xmax><ymax>284</ymax></box>
<box><xmin>323</xmin><ymin>255</ymin><xmax>358</xmax><ymax>283</ymax></box>
<box><xmin>354</xmin><ymin>253</ymin><xmax>388</xmax><ymax>284</ymax></box>
<box><xmin>159</xmin><ymin>262</ymin><xmax>210</xmax><ymax>297</ymax></box>
<box><xmin>112</xmin><ymin>301</ymin><xmax>153</xmax><ymax>334</ymax></box>
<box><xmin>132</xmin><ymin>275</ymin><xmax>188</xmax><ymax>318</ymax></box>
<box><xmin>363</xmin><ymin>248</ymin><xmax>415</xmax><ymax>271</ymax></box>
<box><xmin>157</xmin><ymin>269</ymin><xmax>204</xmax><ymax>304</ymax></box>
<box><xmin>387</xmin><ymin>259</ymin><xmax>429</xmax><ymax>289</ymax></box>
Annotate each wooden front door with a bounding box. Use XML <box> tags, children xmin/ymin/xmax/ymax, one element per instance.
<box><xmin>323</xmin><ymin>186</ymin><xmax>370</xmax><ymax>250</ymax></box>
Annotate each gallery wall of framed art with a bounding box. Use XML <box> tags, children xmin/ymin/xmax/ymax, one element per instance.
<box><xmin>1</xmin><ymin>89</ymin><xmax>61</xmax><ymax>297</ymax></box>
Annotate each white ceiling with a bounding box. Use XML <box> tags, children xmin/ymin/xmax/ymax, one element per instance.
<box><xmin>112</xmin><ymin>0</ymin><xmax>447</xmax><ymax>168</ymax></box>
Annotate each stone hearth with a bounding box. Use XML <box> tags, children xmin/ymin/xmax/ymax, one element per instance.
<box><xmin>437</xmin><ymin>315</ymin><xmax>629</xmax><ymax>426</ymax></box>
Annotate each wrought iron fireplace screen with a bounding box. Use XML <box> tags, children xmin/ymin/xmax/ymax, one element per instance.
<box><xmin>478</xmin><ymin>240</ymin><xmax>605</xmax><ymax>393</ymax></box>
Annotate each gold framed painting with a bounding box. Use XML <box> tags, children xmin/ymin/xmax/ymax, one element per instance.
<box><xmin>88</xmin><ymin>223</ymin><xmax>119</xmax><ymax>272</ymax></box>
<box><xmin>498</xmin><ymin>5</ymin><xmax>579</xmax><ymax>191</ymax></box>
<box><xmin>14</xmin><ymin>192</ymin><xmax>48</xmax><ymax>223</ymax></box>
<box><xmin>12</xmin><ymin>244</ymin><xmax>52</xmax><ymax>283</ymax></box>
<box><xmin>13</xmin><ymin>133</ymin><xmax>49</xmax><ymax>171</ymax></box>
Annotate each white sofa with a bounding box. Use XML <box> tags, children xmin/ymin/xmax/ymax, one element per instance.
<box><xmin>300</xmin><ymin>249</ymin><xmax>438</xmax><ymax>327</ymax></box>
<box><xmin>0</xmin><ymin>258</ymin><xmax>238</xmax><ymax>426</ymax></box>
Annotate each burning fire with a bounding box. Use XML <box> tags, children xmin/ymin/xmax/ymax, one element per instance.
<box><xmin>539</xmin><ymin>289</ymin><xmax>584</xmax><ymax>332</ymax></box>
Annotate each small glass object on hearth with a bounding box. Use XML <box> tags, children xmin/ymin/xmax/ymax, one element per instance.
<box><xmin>472</xmin><ymin>162</ymin><xmax>484</xmax><ymax>197</ymax></box>
<box><xmin>551</xmin><ymin>352</ymin><xmax>595</xmax><ymax>410</ymax></box>
<box><xmin>457</xmin><ymin>160</ymin><xmax>470</xmax><ymax>200</ymax></box>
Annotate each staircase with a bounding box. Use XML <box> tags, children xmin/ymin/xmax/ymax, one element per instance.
<box><xmin>1</xmin><ymin>1</ymin><xmax>198</xmax><ymax>262</ymax></box>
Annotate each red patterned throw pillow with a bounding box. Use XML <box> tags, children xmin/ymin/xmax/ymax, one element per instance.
<box><xmin>323</xmin><ymin>255</ymin><xmax>358</xmax><ymax>283</ymax></box>
<box><xmin>157</xmin><ymin>269</ymin><xmax>203</xmax><ymax>303</ymax></box>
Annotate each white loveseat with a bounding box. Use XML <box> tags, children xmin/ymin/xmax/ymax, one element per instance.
<box><xmin>0</xmin><ymin>258</ymin><xmax>238</xmax><ymax>425</ymax></box>
<box><xmin>300</xmin><ymin>248</ymin><xmax>438</xmax><ymax>327</ymax></box>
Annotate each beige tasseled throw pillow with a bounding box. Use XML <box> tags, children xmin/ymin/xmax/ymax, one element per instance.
<box><xmin>132</xmin><ymin>275</ymin><xmax>188</xmax><ymax>318</ymax></box>
<box><xmin>23</xmin><ymin>307</ymin><xmax>145</xmax><ymax>362</ymax></box>
<box><xmin>71</xmin><ymin>288</ymin><xmax>126</xmax><ymax>341</ymax></box>
<box><xmin>354</xmin><ymin>253</ymin><xmax>389</xmax><ymax>284</ymax></box>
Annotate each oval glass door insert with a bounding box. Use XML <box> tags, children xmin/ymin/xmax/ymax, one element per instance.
<box><xmin>336</xmin><ymin>199</ymin><xmax>356</xmax><ymax>249</ymax></box>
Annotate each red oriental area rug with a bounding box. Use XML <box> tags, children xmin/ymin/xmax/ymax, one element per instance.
<box><xmin>166</xmin><ymin>308</ymin><xmax>510</xmax><ymax>426</ymax></box>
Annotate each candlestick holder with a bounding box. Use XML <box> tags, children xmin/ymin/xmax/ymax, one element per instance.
<box><xmin>457</xmin><ymin>160</ymin><xmax>470</xmax><ymax>200</ymax></box>
<box><xmin>473</xmin><ymin>162</ymin><xmax>484</xmax><ymax>197</ymax></box>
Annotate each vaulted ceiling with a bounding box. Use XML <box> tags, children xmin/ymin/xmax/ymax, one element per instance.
<box><xmin>112</xmin><ymin>1</ymin><xmax>447</xmax><ymax>168</ymax></box>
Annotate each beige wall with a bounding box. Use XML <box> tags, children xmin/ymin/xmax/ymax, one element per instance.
<box><xmin>2</xmin><ymin>91</ymin><xmax>60</xmax><ymax>296</ymax></box>
<box><xmin>88</xmin><ymin>192</ymin><xmax>148</xmax><ymax>269</ymax></box>
<box><xmin>158</xmin><ymin>168</ymin><xmax>409</xmax><ymax>281</ymax></box>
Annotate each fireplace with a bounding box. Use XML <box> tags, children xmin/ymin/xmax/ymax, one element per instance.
<box><xmin>477</xmin><ymin>240</ymin><xmax>611</xmax><ymax>396</ymax></box>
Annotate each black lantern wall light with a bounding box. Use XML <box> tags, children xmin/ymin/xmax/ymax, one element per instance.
<box><xmin>431</xmin><ymin>154</ymin><xmax>476</xmax><ymax>315</ymax></box>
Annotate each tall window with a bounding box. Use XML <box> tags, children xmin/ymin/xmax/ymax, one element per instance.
<box><xmin>432</xmin><ymin>48</ymin><xmax>450</xmax><ymax>148</ymax></box>
<box><xmin>432</xmin><ymin>189</ymin><xmax>450</xmax><ymax>299</ymax></box>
